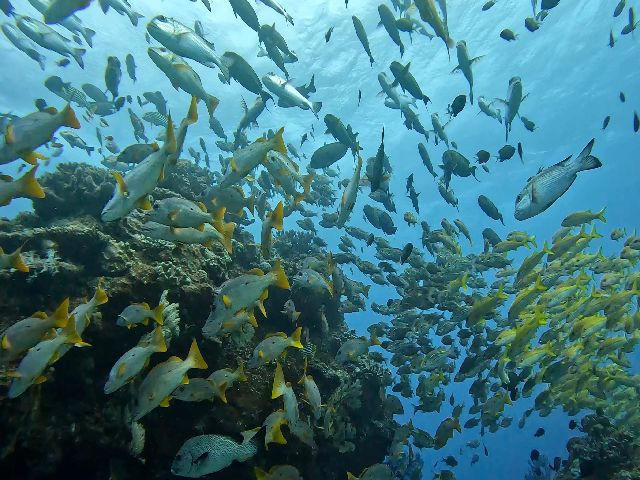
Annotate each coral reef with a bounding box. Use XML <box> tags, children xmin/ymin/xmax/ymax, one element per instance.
<box><xmin>555</xmin><ymin>414</ymin><xmax>640</xmax><ymax>480</ymax></box>
<box><xmin>0</xmin><ymin>162</ymin><xmax>396</xmax><ymax>480</ymax></box>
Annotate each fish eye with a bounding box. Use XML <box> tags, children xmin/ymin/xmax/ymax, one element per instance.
<box><xmin>516</xmin><ymin>194</ymin><xmax>522</xmax><ymax>202</ymax></box>
<box><xmin>157</xmin><ymin>15</ymin><xmax>167</xmax><ymax>22</ymax></box>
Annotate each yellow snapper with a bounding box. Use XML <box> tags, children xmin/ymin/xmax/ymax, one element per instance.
<box><xmin>260</xmin><ymin>201</ymin><xmax>284</xmax><ymax>259</ymax></box>
<box><xmin>117</xmin><ymin>302</ymin><xmax>164</xmax><ymax>329</ymax></box>
<box><xmin>8</xmin><ymin>316</ymin><xmax>89</xmax><ymax>398</ymax></box>
<box><xmin>219</xmin><ymin>128</ymin><xmax>287</xmax><ymax>188</ymax></box>
<box><xmin>132</xmin><ymin>339</ymin><xmax>208</xmax><ymax>420</ymax></box>
<box><xmin>0</xmin><ymin>242</ymin><xmax>29</xmax><ymax>272</ymax></box>
<box><xmin>1</xmin><ymin>298</ymin><xmax>69</xmax><ymax>363</ymax></box>
<box><xmin>145</xmin><ymin>196</ymin><xmax>217</xmax><ymax>229</ymax></box>
<box><xmin>292</xmin><ymin>268</ymin><xmax>334</xmax><ymax>296</ymax></box>
<box><xmin>335</xmin><ymin>334</ymin><xmax>381</xmax><ymax>364</ymax></box>
<box><xmin>207</xmin><ymin>361</ymin><xmax>248</xmax><ymax>403</ymax></box>
<box><xmin>248</xmin><ymin>327</ymin><xmax>303</xmax><ymax>369</ymax></box>
<box><xmin>104</xmin><ymin>326</ymin><xmax>167</xmax><ymax>394</ymax></box>
<box><xmin>141</xmin><ymin>217</ymin><xmax>235</xmax><ymax>254</ymax></box>
<box><xmin>271</xmin><ymin>362</ymin><xmax>299</xmax><ymax>425</ymax></box>
<box><xmin>254</xmin><ymin>465</ymin><xmax>302</xmax><ymax>480</ymax></box>
<box><xmin>263</xmin><ymin>150</ymin><xmax>314</xmax><ymax>204</ymax></box>
<box><xmin>0</xmin><ymin>103</ymin><xmax>80</xmax><ymax>165</ymax></box>
<box><xmin>299</xmin><ymin>360</ymin><xmax>322</xmax><ymax>420</ymax></box>
<box><xmin>0</xmin><ymin>165</ymin><xmax>45</xmax><ymax>206</ymax></box>
<box><xmin>202</xmin><ymin>260</ymin><xmax>290</xmax><ymax>339</ymax></box>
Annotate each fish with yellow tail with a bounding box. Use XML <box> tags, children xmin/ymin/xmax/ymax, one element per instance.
<box><xmin>261</xmin><ymin>201</ymin><xmax>284</xmax><ymax>259</ymax></box>
<box><xmin>264</xmin><ymin>151</ymin><xmax>314</xmax><ymax>204</ymax></box>
<box><xmin>104</xmin><ymin>326</ymin><xmax>167</xmax><ymax>394</ymax></box>
<box><xmin>347</xmin><ymin>464</ymin><xmax>393</xmax><ymax>480</ymax></box>
<box><xmin>202</xmin><ymin>260</ymin><xmax>290</xmax><ymax>340</ymax></box>
<box><xmin>8</xmin><ymin>315</ymin><xmax>90</xmax><ymax>398</ymax></box>
<box><xmin>299</xmin><ymin>358</ymin><xmax>322</xmax><ymax>420</ymax></box>
<box><xmin>336</xmin><ymin>155</ymin><xmax>363</xmax><ymax>227</ymax></box>
<box><xmin>133</xmin><ymin>339</ymin><xmax>208</xmax><ymax>420</ymax></box>
<box><xmin>335</xmin><ymin>333</ymin><xmax>381</xmax><ymax>364</ymax></box>
<box><xmin>0</xmin><ymin>166</ymin><xmax>45</xmax><ymax>206</ymax></box>
<box><xmin>101</xmin><ymin>97</ymin><xmax>198</xmax><ymax>222</ymax></box>
<box><xmin>0</xmin><ymin>243</ymin><xmax>29</xmax><ymax>273</ymax></box>
<box><xmin>1</xmin><ymin>298</ymin><xmax>70</xmax><ymax>363</ymax></box>
<box><xmin>248</xmin><ymin>327</ymin><xmax>303</xmax><ymax>369</ymax></box>
<box><xmin>219</xmin><ymin>128</ymin><xmax>287</xmax><ymax>188</ymax></box>
<box><xmin>117</xmin><ymin>302</ymin><xmax>164</xmax><ymax>329</ymax></box>
<box><xmin>255</xmin><ymin>465</ymin><xmax>302</xmax><ymax>480</ymax></box>
<box><xmin>0</xmin><ymin>103</ymin><xmax>80</xmax><ymax>165</ymax></box>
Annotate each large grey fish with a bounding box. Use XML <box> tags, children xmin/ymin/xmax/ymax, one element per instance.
<box><xmin>378</xmin><ymin>4</ymin><xmax>404</xmax><ymax>56</ymax></box>
<box><xmin>16</xmin><ymin>15</ymin><xmax>85</xmax><ymax>67</ymax></box>
<box><xmin>497</xmin><ymin>76</ymin><xmax>524</xmax><ymax>141</ymax></box>
<box><xmin>263</xmin><ymin>74</ymin><xmax>322</xmax><ymax>118</ymax></box>
<box><xmin>27</xmin><ymin>0</ymin><xmax>96</xmax><ymax>46</ymax></box>
<box><xmin>453</xmin><ymin>41</ymin><xmax>481</xmax><ymax>104</ymax></box>
<box><xmin>147</xmin><ymin>16</ymin><xmax>229</xmax><ymax>81</ymax></box>
<box><xmin>1</xmin><ymin>23</ymin><xmax>46</xmax><ymax>70</ymax></box>
<box><xmin>221</xmin><ymin>51</ymin><xmax>263</xmax><ymax>95</ymax></box>
<box><xmin>105</xmin><ymin>56</ymin><xmax>121</xmax><ymax>99</ymax></box>
<box><xmin>235</xmin><ymin>95</ymin><xmax>269</xmax><ymax>133</ymax></box>
<box><xmin>515</xmin><ymin>139</ymin><xmax>601</xmax><ymax>220</ymax></box>
<box><xmin>171</xmin><ymin>434</ymin><xmax>258</xmax><ymax>477</ymax></box>
<box><xmin>352</xmin><ymin>15</ymin><xmax>374</xmax><ymax>66</ymax></box>
<box><xmin>228</xmin><ymin>0</ymin><xmax>260</xmax><ymax>32</ymax></box>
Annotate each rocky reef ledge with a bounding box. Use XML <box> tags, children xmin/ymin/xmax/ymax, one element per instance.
<box><xmin>0</xmin><ymin>162</ymin><xmax>397</xmax><ymax>480</ymax></box>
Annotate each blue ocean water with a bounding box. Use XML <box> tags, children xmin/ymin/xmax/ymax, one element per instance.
<box><xmin>1</xmin><ymin>0</ymin><xmax>639</xmax><ymax>479</ymax></box>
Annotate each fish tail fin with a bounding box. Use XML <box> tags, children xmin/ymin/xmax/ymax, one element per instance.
<box><xmin>128</xmin><ymin>10</ymin><xmax>144</xmax><ymax>26</ymax></box>
<box><xmin>153</xmin><ymin>303</ymin><xmax>165</xmax><ymax>325</ymax></box>
<box><xmin>272</xmin><ymin>127</ymin><xmax>287</xmax><ymax>156</ymax></box>
<box><xmin>187</xmin><ymin>339</ymin><xmax>208</xmax><ymax>370</ymax></box>
<box><xmin>597</xmin><ymin>207</ymin><xmax>607</xmax><ymax>223</ymax></box>
<box><xmin>272</xmin><ymin>260</ymin><xmax>290</xmax><ymax>290</ymax></box>
<box><xmin>236</xmin><ymin>360</ymin><xmax>248</xmax><ymax>382</ymax></box>
<box><xmin>575</xmin><ymin>139</ymin><xmax>601</xmax><ymax>172</ymax></box>
<box><xmin>212</xmin><ymin>207</ymin><xmax>226</xmax><ymax>230</ymax></box>
<box><xmin>302</xmin><ymin>172</ymin><xmax>315</xmax><ymax>196</ymax></box>
<box><xmin>164</xmin><ymin>115</ymin><xmax>177</xmax><ymax>154</ymax></box>
<box><xmin>187</xmin><ymin>96</ymin><xmax>199</xmax><ymax>124</ymax></box>
<box><xmin>327</xmin><ymin>252</ymin><xmax>336</xmax><ymax>274</ymax></box>
<box><xmin>221</xmin><ymin>222</ymin><xmax>235</xmax><ymax>254</ymax></box>
<box><xmin>152</xmin><ymin>326</ymin><xmax>167</xmax><ymax>352</ymax></box>
<box><xmin>255</xmin><ymin>468</ymin><xmax>269</xmax><ymax>480</ymax></box>
<box><xmin>17</xmin><ymin>166</ymin><xmax>45</xmax><ymax>200</ymax></box>
<box><xmin>347</xmin><ymin>473</ymin><xmax>360</xmax><ymax>480</ymax></box>
<box><xmin>247</xmin><ymin>193</ymin><xmax>255</xmax><ymax>216</ymax></box>
<box><xmin>271</xmin><ymin>362</ymin><xmax>286</xmax><ymax>399</ymax></box>
<box><xmin>370</xmin><ymin>333</ymin><xmax>382</xmax><ymax>346</ymax></box>
<box><xmin>206</xmin><ymin>95</ymin><xmax>219</xmax><ymax>117</ymax></box>
<box><xmin>51</xmin><ymin>298</ymin><xmax>70</xmax><ymax>328</ymax></box>
<box><xmin>311</xmin><ymin>101</ymin><xmax>322</xmax><ymax>118</ymax></box>
<box><xmin>83</xmin><ymin>28</ymin><xmax>96</xmax><ymax>47</ymax></box>
<box><xmin>290</xmin><ymin>326</ymin><xmax>303</xmax><ymax>349</ymax></box>
<box><xmin>542</xmin><ymin>241</ymin><xmax>553</xmax><ymax>255</ymax></box>
<box><xmin>62</xmin><ymin>103</ymin><xmax>81</xmax><ymax>129</ymax></box>
<box><xmin>72</xmin><ymin>48</ymin><xmax>86</xmax><ymax>69</ymax></box>
<box><xmin>271</xmin><ymin>201</ymin><xmax>284</xmax><ymax>231</ymax></box>
<box><xmin>470</xmin><ymin>89</ymin><xmax>474</xmax><ymax>105</ymax></box>
<box><xmin>92</xmin><ymin>285</ymin><xmax>109</xmax><ymax>306</ymax></box>
<box><xmin>363</xmin><ymin>285</ymin><xmax>370</xmax><ymax>298</ymax></box>
<box><xmin>62</xmin><ymin>315</ymin><xmax>88</xmax><ymax>346</ymax></box>
<box><xmin>8</xmin><ymin>242</ymin><xmax>28</xmax><ymax>273</ymax></box>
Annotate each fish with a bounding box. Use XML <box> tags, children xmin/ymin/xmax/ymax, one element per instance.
<box><xmin>500</xmin><ymin>29</ymin><xmax>518</xmax><ymax>41</ymax></box>
<box><xmin>104</xmin><ymin>326</ymin><xmax>167</xmax><ymax>394</ymax></box>
<box><xmin>98</xmin><ymin>0</ymin><xmax>143</xmax><ymax>26</ymax></box>
<box><xmin>497</xmin><ymin>77</ymin><xmax>525</xmax><ymax>141</ymax></box>
<box><xmin>0</xmin><ymin>103</ymin><xmax>80</xmax><ymax>165</ymax></box>
<box><xmin>145</xmin><ymin>197</ymin><xmax>216</xmax><ymax>229</ymax></box>
<box><xmin>352</xmin><ymin>15</ymin><xmax>375</xmax><ymax>66</ymax></box>
<box><xmin>478</xmin><ymin>96</ymin><xmax>503</xmax><ymax>124</ymax></box>
<box><xmin>133</xmin><ymin>339</ymin><xmax>208</xmax><ymax>420</ymax></box>
<box><xmin>478</xmin><ymin>195</ymin><xmax>504</xmax><ymax>224</ymax></box>
<box><xmin>0</xmin><ymin>166</ymin><xmax>45</xmax><ymax>206</ymax></box>
<box><xmin>147</xmin><ymin>16</ymin><xmax>229</xmax><ymax>81</ymax></box>
<box><xmin>141</xmin><ymin>218</ymin><xmax>235</xmax><ymax>254</ymax></box>
<box><xmin>117</xmin><ymin>302</ymin><xmax>164</xmax><ymax>329</ymax></box>
<box><xmin>254</xmin><ymin>465</ymin><xmax>302</xmax><ymax>480</ymax></box>
<box><xmin>228</xmin><ymin>0</ymin><xmax>261</xmax><ymax>32</ymax></box>
<box><xmin>400</xmin><ymin>243</ymin><xmax>413</xmax><ymax>264</ymax></box>
<box><xmin>325</xmin><ymin>26</ymin><xmax>334</xmax><ymax>42</ymax></box>
<box><xmin>104</xmin><ymin>56</ymin><xmax>121</xmax><ymax>99</ymax></box>
<box><xmin>202</xmin><ymin>260</ymin><xmax>290</xmax><ymax>340</ymax></box>
<box><xmin>125</xmin><ymin>53</ymin><xmax>136</xmax><ymax>82</ymax></box>
<box><xmin>260</xmin><ymin>201</ymin><xmax>284</xmax><ymax>259</ymax></box>
<box><xmin>453</xmin><ymin>41</ymin><xmax>481</xmax><ymax>104</ymax></box>
<box><xmin>515</xmin><ymin>139</ymin><xmax>601</xmax><ymax>220</ymax></box>
<box><xmin>281</xmin><ymin>299</ymin><xmax>300</xmax><ymax>323</ymax></box>
<box><xmin>336</xmin><ymin>334</ymin><xmax>381</xmax><ymax>363</ymax></box>
<box><xmin>257</xmin><ymin>0</ymin><xmax>293</xmax><ymax>25</ymax></box>
<box><xmin>0</xmin><ymin>243</ymin><xmax>29</xmax><ymax>273</ymax></box>
<box><xmin>102</xmin><ymin>99</ymin><xmax>198</xmax><ymax>221</ymax></box>
<box><xmin>171</xmin><ymin>434</ymin><xmax>257</xmax><ymax>477</ymax></box>
<box><xmin>1</xmin><ymin>23</ymin><xmax>46</xmax><ymax>70</ymax></box>
<box><xmin>263</xmin><ymin>74</ymin><xmax>322</xmax><ymax>118</ymax></box>
<box><xmin>561</xmin><ymin>208</ymin><xmax>606</xmax><ymax>227</ymax></box>
<box><xmin>390</xmin><ymin>61</ymin><xmax>430</xmax><ymax>106</ymax></box>
<box><xmin>378</xmin><ymin>4</ymin><xmax>405</xmax><ymax>57</ymax></box>
<box><xmin>16</xmin><ymin>16</ymin><xmax>86</xmax><ymax>68</ymax></box>
<box><xmin>415</xmin><ymin>0</ymin><xmax>454</xmax><ymax>58</ymax></box>
<box><xmin>310</xmin><ymin>142</ymin><xmax>348</xmax><ymax>169</ymax></box>
<box><xmin>248</xmin><ymin>327</ymin><xmax>303</xmax><ymax>368</ymax></box>
<box><xmin>8</xmin><ymin>315</ymin><xmax>89</xmax><ymax>398</ymax></box>
<box><xmin>148</xmin><ymin>47</ymin><xmax>220</xmax><ymax>117</ymax></box>
<box><xmin>336</xmin><ymin>156</ymin><xmax>363</xmax><ymax>227</ymax></box>
<box><xmin>60</xmin><ymin>130</ymin><xmax>93</xmax><ymax>155</ymax></box>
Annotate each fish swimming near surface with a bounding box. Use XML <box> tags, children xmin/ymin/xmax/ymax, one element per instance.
<box><xmin>515</xmin><ymin>139</ymin><xmax>602</xmax><ymax>220</ymax></box>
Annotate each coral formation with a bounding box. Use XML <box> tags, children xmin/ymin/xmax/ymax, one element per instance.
<box><xmin>0</xmin><ymin>162</ymin><xmax>396</xmax><ymax>480</ymax></box>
